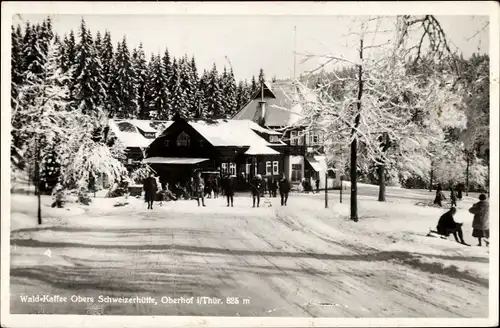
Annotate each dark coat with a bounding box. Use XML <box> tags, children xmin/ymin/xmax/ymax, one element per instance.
<box><xmin>270</xmin><ymin>180</ymin><xmax>278</xmax><ymax>191</ymax></box>
<box><xmin>195</xmin><ymin>176</ymin><xmax>205</xmax><ymax>193</ymax></box>
<box><xmin>469</xmin><ymin>200</ymin><xmax>489</xmax><ymax>231</ymax></box>
<box><xmin>223</xmin><ymin>177</ymin><xmax>235</xmax><ymax>196</ymax></box>
<box><xmin>279</xmin><ymin>178</ymin><xmax>291</xmax><ymax>193</ymax></box>
<box><xmin>437</xmin><ymin>210</ymin><xmax>458</xmax><ymax>233</ymax></box>
<box><xmin>250</xmin><ymin>177</ymin><xmax>262</xmax><ymax>195</ymax></box>
<box><xmin>434</xmin><ymin>190</ymin><xmax>446</xmax><ymax>204</ymax></box>
<box><xmin>450</xmin><ymin>190</ymin><xmax>457</xmax><ymax>201</ymax></box>
<box><xmin>143</xmin><ymin>177</ymin><xmax>158</xmax><ymax>202</ymax></box>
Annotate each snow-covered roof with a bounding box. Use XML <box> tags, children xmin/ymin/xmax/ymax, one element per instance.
<box><xmin>233</xmin><ymin>81</ymin><xmax>310</xmax><ymax>127</ymax></box>
<box><xmin>127</xmin><ymin>119</ymin><xmax>158</xmax><ymax>133</ymax></box>
<box><xmin>186</xmin><ymin>119</ymin><xmax>285</xmax><ymax>147</ymax></box>
<box><xmin>108</xmin><ymin>119</ymin><xmax>173</xmax><ymax>148</ymax></box>
<box><xmin>245</xmin><ymin>144</ymin><xmax>280</xmax><ymax>155</ymax></box>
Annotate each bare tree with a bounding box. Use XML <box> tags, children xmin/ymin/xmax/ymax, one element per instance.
<box><xmin>275</xmin><ymin>16</ymin><xmax>467</xmax><ymax>221</ymax></box>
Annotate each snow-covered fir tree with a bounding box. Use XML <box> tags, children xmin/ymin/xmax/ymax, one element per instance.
<box><xmin>11</xmin><ymin>25</ymin><xmax>24</xmax><ymax>107</ymax></box>
<box><xmin>73</xmin><ymin>19</ymin><xmax>106</xmax><ymax>116</ymax></box>
<box><xmin>236</xmin><ymin>80</ymin><xmax>251</xmax><ymax>112</ymax></box>
<box><xmin>250</xmin><ymin>75</ymin><xmax>258</xmax><ymax>97</ymax></box>
<box><xmin>112</xmin><ymin>36</ymin><xmax>138</xmax><ymax>118</ymax></box>
<box><xmin>169</xmin><ymin>58</ymin><xmax>189</xmax><ymax>118</ymax></box>
<box><xmin>100</xmin><ymin>31</ymin><xmax>115</xmax><ymax>115</ymax></box>
<box><xmin>22</xmin><ymin>22</ymin><xmax>46</xmax><ymax>77</ymax></box>
<box><xmin>205</xmin><ymin>64</ymin><xmax>224</xmax><ymax>118</ymax></box>
<box><xmin>133</xmin><ymin>44</ymin><xmax>149</xmax><ymax>119</ymax></box>
<box><xmin>179</xmin><ymin>55</ymin><xmax>196</xmax><ymax>118</ymax></box>
<box><xmin>258</xmin><ymin>68</ymin><xmax>265</xmax><ymax>86</ymax></box>
<box><xmin>221</xmin><ymin>66</ymin><xmax>237</xmax><ymax>118</ymax></box>
<box><xmin>194</xmin><ymin>70</ymin><xmax>210</xmax><ymax>118</ymax></box>
<box><xmin>146</xmin><ymin>54</ymin><xmax>170</xmax><ymax>119</ymax></box>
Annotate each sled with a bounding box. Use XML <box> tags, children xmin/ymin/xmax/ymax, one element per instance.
<box><xmin>427</xmin><ymin>230</ymin><xmax>448</xmax><ymax>240</ymax></box>
<box><xmin>427</xmin><ymin>229</ymin><xmax>471</xmax><ymax>246</ymax></box>
<box><xmin>262</xmin><ymin>198</ymin><xmax>272</xmax><ymax>208</ymax></box>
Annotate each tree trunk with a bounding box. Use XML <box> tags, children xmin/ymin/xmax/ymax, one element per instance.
<box><xmin>465</xmin><ymin>154</ymin><xmax>470</xmax><ymax>196</ymax></box>
<box><xmin>350</xmin><ymin>37</ymin><xmax>363</xmax><ymax>223</ymax></box>
<box><xmin>350</xmin><ymin>138</ymin><xmax>358</xmax><ymax>222</ymax></box>
<box><xmin>429</xmin><ymin>167</ymin><xmax>433</xmax><ymax>192</ymax></box>
<box><xmin>378</xmin><ymin>164</ymin><xmax>386</xmax><ymax>202</ymax></box>
<box><xmin>324</xmin><ymin>171</ymin><xmax>328</xmax><ymax>208</ymax></box>
<box><xmin>35</xmin><ymin>138</ymin><xmax>42</xmax><ymax>225</ymax></box>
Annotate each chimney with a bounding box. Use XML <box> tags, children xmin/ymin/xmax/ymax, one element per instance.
<box><xmin>257</xmin><ymin>101</ymin><xmax>266</xmax><ymax>126</ymax></box>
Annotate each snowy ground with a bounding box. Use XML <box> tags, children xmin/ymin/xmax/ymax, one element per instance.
<box><xmin>9</xmin><ymin>185</ymin><xmax>489</xmax><ymax>317</ymax></box>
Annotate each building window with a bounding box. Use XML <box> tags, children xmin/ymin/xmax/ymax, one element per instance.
<box><xmin>270</xmin><ymin>135</ymin><xmax>280</xmax><ymax>143</ymax></box>
<box><xmin>291</xmin><ymin>164</ymin><xmax>302</xmax><ymax>182</ymax></box>
<box><xmin>308</xmin><ymin>132</ymin><xmax>320</xmax><ymax>145</ymax></box>
<box><xmin>297</xmin><ymin>132</ymin><xmax>304</xmax><ymax>146</ymax></box>
<box><xmin>229</xmin><ymin>163</ymin><xmax>237</xmax><ymax>176</ymax></box>
<box><xmin>176</xmin><ymin>131</ymin><xmax>190</xmax><ymax>147</ymax></box>
<box><xmin>245</xmin><ymin>163</ymin><xmax>251</xmax><ymax>175</ymax></box>
<box><xmin>266</xmin><ymin>161</ymin><xmax>272</xmax><ymax>175</ymax></box>
<box><xmin>290</xmin><ymin>131</ymin><xmax>297</xmax><ymax>145</ymax></box>
<box><xmin>273</xmin><ymin>161</ymin><xmax>279</xmax><ymax>175</ymax></box>
<box><xmin>221</xmin><ymin>163</ymin><xmax>228</xmax><ymax>173</ymax></box>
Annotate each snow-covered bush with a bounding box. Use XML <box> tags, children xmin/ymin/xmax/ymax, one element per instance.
<box><xmin>130</xmin><ymin>164</ymin><xmax>153</xmax><ymax>184</ymax></box>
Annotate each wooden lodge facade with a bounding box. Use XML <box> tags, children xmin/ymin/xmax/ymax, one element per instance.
<box><xmin>144</xmin><ymin>115</ymin><xmax>287</xmax><ymax>188</ymax></box>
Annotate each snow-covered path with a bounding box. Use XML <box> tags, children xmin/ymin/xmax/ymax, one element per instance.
<box><xmin>9</xmin><ymin>191</ymin><xmax>489</xmax><ymax>317</ymax></box>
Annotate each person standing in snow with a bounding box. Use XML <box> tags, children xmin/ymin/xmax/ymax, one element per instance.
<box><xmin>270</xmin><ymin>177</ymin><xmax>278</xmax><ymax>197</ymax></box>
<box><xmin>457</xmin><ymin>183</ymin><xmax>464</xmax><ymax>200</ymax></box>
<box><xmin>315</xmin><ymin>178</ymin><xmax>320</xmax><ymax>194</ymax></box>
<box><xmin>195</xmin><ymin>171</ymin><xmax>206</xmax><ymax>207</ymax></box>
<box><xmin>143</xmin><ymin>172</ymin><xmax>158</xmax><ymax>210</ymax></box>
<box><xmin>250</xmin><ymin>174</ymin><xmax>262</xmax><ymax>207</ymax></box>
<box><xmin>469</xmin><ymin>194</ymin><xmax>489</xmax><ymax>247</ymax></box>
<box><xmin>450</xmin><ymin>186</ymin><xmax>458</xmax><ymax>207</ymax></box>
<box><xmin>279</xmin><ymin>174</ymin><xmax>291</xmax><ymax>206</ymax></box>
<box><xmin>436</xmin><ymin>207</ymin><xmax>468</xmax><ymax>245</ymax></box>
<box><xmin>433</xmin><ymin>184</ymin><xmax>446</xmax><ymax>207</ymax></box>
<box><xmin>223</xmin><ymin>174</ymin><xmax>235</xmax><ymax>207</ymax></box>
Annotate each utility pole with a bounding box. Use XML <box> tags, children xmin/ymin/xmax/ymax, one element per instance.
<box><xmin>340</xmin><ymin>175</ymin><xmax>343</xmax><ymax>204</ymax></box>
<box><xmin>293</xmin><ymin>26</ymin><xmax>297</xmax><ymax>79</ymax></box>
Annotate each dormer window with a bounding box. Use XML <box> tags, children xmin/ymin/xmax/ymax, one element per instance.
<box><xmin>270</xmin><ymin>135</ymin><xmax>280</xmax><ymax>143</ymax></box>
<box><xmin>176</xmin><ymin>131</ymin><xmax>191</xmax><ymax>147</ymax></box>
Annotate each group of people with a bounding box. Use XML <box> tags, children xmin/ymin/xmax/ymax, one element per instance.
<box><xmin>299</xmin><ymin>177</ymin><xmax>321</xmax><ymax>194</ymax></box>
<box><xmin>433</xmin><ymin>183</ymin><xmax>465</xmax><ymax>207</ymax></box>
<box><xmin>248</xmin><ymin>174</ymin><xmax>291</xmax><ymax>207</ymax></box>
<box><xmin>435</xmin><ymin>193</ymin><xmax>489</xmax><ymax>247</ymax></box>
<box><xmin>142</xmin><ymin>170</ymin><xmax>293</xmax><ymax>209</ymax></box>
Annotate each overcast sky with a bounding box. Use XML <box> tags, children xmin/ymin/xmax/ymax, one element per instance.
<box><xmin>12</xmin><ymin>14</ymin><xmax>489</xmax><ymax>81</ymax></box>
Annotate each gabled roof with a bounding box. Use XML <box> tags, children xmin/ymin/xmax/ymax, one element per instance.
<box><xmin>108</xmin><ymin>119</ymin><xmax>173</xmax><ymax>148</ymax></box>
<box><xmin>233</xmin><ymin>81</ymin><xmax>307</xmax><ymax>127</ymax></box>
<box><xmin>182</xmin><ymin>119</ymin><xmax>285</xmax><ymax>148</ymax></box>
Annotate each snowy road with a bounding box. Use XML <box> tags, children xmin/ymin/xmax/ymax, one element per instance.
<box><xmin>10</xmin><ymin>191</ymin><xmax>489</xmax><ymax>317</ymax></box>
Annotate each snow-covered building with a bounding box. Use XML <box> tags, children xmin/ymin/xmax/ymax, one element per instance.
<box><xmin>232</xmin><ymin>81</ymin><xmax>341</xmax><ymax>189</ymax></box>
<box><xmin>144</xmin><ymin>115</ymin><xmax>286</xmax><ymax>187</ymax></box>
<box><xmin>107</xmin><ymin>119</ymin><xmax>173</xmax><ymax>165</ymax></box>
